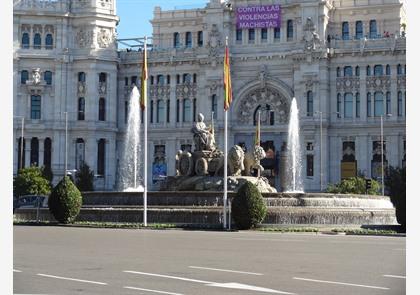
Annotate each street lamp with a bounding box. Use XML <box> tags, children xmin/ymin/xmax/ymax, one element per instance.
<box><xmin>14</xmin><ymin>116</ymin><xmax>25</xmax><ymax>170</ymax></box>
<box><xmin>380</xmin><ymin>113</ymin><xmax>392</xmax><ymax>195</ymax></box>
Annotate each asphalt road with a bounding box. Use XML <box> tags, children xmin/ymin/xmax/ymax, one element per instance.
<box><xmin>14</xmin><ymin>226</ymin><xmax>405</xmax><ymax>295</ymax></box>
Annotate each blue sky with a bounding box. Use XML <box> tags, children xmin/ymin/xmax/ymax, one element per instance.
<box><xmin>116</xmin><ymin>0</ymin><xmax>209</xmax><ymax>40</ymax></box>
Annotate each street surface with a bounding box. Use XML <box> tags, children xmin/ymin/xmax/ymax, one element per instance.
<box><xmin>14</xmin><ymin>226</ymin><xmax>405</xmax><ymax>295</ymax></box>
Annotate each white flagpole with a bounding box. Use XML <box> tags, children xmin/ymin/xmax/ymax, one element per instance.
<box><xmin>223</xmin><ymin>36</ymin><xmax>229</xmax><ymax>229</ymax></box>
<box><xmin>143</xmin><ymin>36</ymin><xmax>148</xmax><ymax>227</ymax></box>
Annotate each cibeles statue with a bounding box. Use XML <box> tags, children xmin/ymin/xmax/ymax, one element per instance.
<box><xmin>191</xmin><ymin>113</ymin><xmax>216</xmax><ymax>151</ymax></box>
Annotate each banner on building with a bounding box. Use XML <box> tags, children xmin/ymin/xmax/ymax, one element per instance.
<box><xmin>236</xmin><ymin>5</ymin><xmax>281</xmax><ymax>29</ymax></box>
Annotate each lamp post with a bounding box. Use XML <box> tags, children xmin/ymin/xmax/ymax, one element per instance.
<box><xmin>64</xmin><ymin>111</ymin><xmax>68</xmax><ymax>178</ymax></box>
<box><xmin>380</xmin><ymin>113</ymin><xmax>392</xmax><ymax>196</ymax></box>
<box><xmin>14</xmin><ymin>116</ymin><xmax>25</xmax><ymax>170</ymax></box>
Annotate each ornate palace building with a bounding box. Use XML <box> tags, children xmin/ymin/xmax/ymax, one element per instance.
<box><xmin>13</xmin><ymin>0</ymin><xmax>406</xmax><ymax>192</ymax></box>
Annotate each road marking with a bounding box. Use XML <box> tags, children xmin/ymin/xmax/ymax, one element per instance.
<box><xmin>124</xmin><ymin>270</ymin><xmax>294</xmax><ymax>294</ymax></box>
<box><xmin>293</xmin><ymin>277</ymin><xmax>389</xmax><ymax>290</ymax></box>
<box><xmin>124</xmin><ymin>286</ymin><xmax>184</xmax><ymax>295</ymax></box>
<box><xmin>37</xmin><ymin>273</ymin><xmax>108</xmax><ymax>285</ymax></box>
<box><xmin>383</xmin><ymin>275</ymin><xmax>406</xmax><ymax>279</ymax></box>
<box><xmin>13</xmin><ymin>269</ymin><xmax>22</xmax><ymax>272</ymax></box>
<box><xmin>233</xmin><ymin>238</ymin><xmax>305</xmax><ymax>242</ymax></box>
<box><xmin>189</xmin><ymin>266</ymin><xmax>263</xmax><ymax>276</ymax></box>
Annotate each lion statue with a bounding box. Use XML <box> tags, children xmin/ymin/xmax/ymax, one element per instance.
<box><xmin>243</xmin><ymin>145</ymin><xmax>266</xmax><ymax>176</ymax></box>
<box><xmin>227</xmin><ymin>145</ymin><xmax>245</xmax><ymax>176</ymax></box>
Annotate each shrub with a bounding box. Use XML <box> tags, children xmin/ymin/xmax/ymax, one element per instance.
<box><xmin>385</xmin><ymin>166</ymin><xmax>406</xmax><ymax>231</ymax></box>
<box><xmin>326</xmin><ymin>177</ymin><xmax>380</xmax><ymax>195</ymax></box>
<box><xmin>48</xmin><ymin>176</ymin><xmax>82</xmax><ymax>224</ymax></box>
<box><xmin>13</xmin><ymin>166</ymin><xmax>51</xmax><ymax>197</ymax></box>
<box><xmin>75</xmin><ymin>162</ymin><xmax>94</xmax><ymax>191</ymax></box>
<box><xmin>231</xmin><ymin>181</ymin><xmax>267</xmax><ymax>230</ymax></box>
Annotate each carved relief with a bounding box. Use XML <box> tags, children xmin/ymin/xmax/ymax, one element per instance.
<box><xmin>150</xmin><ymin>86</ymin><xmax>170</xmax><ymax>99</ymax></box>
<box><xmin>302</xmin><ymin>17</ymin><xmax>321</xmax><ymax>52</ymax></box>
<box><xmin>397</xmin><ymin>76</ymin><xmax>406</xmax><ymax>89</ymax></box>
<box><xmin>237</xmin><ymin>87</ymin><xmax>289</xmax><ymax>125</ymax></box>
<box><xmin>78</xmin><ymin>81</ymin><xmax>86</xmax><ymax>96</ymax></box>
<box><xmin>99</xmin><ymin>82</ymin><xmax>107</xmax><ymax>95</ymax></box>
<box><xmin>176</xmin><ymin>84</ymin><xmax>197</xmax><ymax>99</ymax></box>
<box><xmin>366</xmin><ymin>76</ymin><xmax>391</xmax><ymax>91</ymax></box>
<box><xmin>207</xmin><ymin>24</ymin><xmax>221</xmax><ymax>58</ymax></box>
<box><xmin>75</xmin><ymin>28</ymin><xmax>93</xmax><ymax>48</ymax></box>
<box><xmin>97</xmin><ymin>28</ymin><xmax>112</xmax><ymax>48</ymax></box>
<box><xmin>336</xmin><ymin>77</ymin><xmax>360</xmax><ymax>91</ymax></box>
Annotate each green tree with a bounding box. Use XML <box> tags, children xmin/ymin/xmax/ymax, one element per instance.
<box><xmin>326</xmin><ymin>177</ymin><xmax>380</xmax><ymax>195</ymax></box>
<box><xmin>231</xmin><ymin>181</ymin><xmax>267</xmax><ymax>230</ymax></box>
<box><xmin>75</xmin><ymin>162</ymin><xmax>94</xmax><ymax>192</ymax></box>
<box><xmin>48</xmin><ymin>176</ymin><xmax>82</xmax><ymax>224</ymax></box>
<box><xmin>13</xmin><ymin>166</ymin><xmax>51</xmax><ymax>197</ymax></box>
<box><xmin>385</xmin><ymin>166</ymin><xmax>406</xmax><ymax>231</ymax></box>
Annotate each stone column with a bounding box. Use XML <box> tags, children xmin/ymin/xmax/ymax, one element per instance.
<box><xmin>25</xmin><ymin>138</ymin><xmax>31</xmax><ymax>167</ymax></box>
<box><xmin>356</xmin><ymin>135</ymin><xmax>369</xmax><ymax>177</ymax></box>
<box><xmin>169</xmin><ymin>75</ymin><xmax>177</xmax><ymax>126</ymax></box>
<box><xmin>38</xmin><ymin>138</ymin><xmax>44</xmax><ymax>167</ymax></box>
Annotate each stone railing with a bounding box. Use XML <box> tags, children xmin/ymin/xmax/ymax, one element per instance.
<box><xmin>330</xmin><ymin>36</ymin><xmax>406</xmax><ymax>53</ymax></box>
<box><xmin>14</xmin><ymin>0</ymin><xmax>68</xmax><ymax>12</ymax></box>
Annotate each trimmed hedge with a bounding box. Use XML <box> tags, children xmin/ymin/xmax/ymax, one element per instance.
<box><xmin>231</xmin><ymin>181</ymin><xmax>267</xmax><ymax>230</ymax></box>
<box><xmin>48</xmin><ymin>176</ymin><xmax>82</xmax><ymax>224</ymax></box>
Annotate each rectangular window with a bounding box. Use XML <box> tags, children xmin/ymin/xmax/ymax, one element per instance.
<box><xmin>176</xmin><ymin>99</ymin><xmax>180</xmax><ymax>122</ymax></box>
<box><xmin>236</xmin><ymin>29</ymin><xmax>242</xmax><ymax>41</ymax></box>
<box><xmin>367</xmin><ymin>93</ymin><xmax>372</xmax><ymax>117</ymax></box>
<box><xmin>337</xmin><ymin>94</ymin><xmax>341</xmax><ymax>118</ymax></box>
<box><xmin>356</xmin><ymin>93</ymin><xmax>360</xmax><ymax>118</ymax></box>
<box><xmin>124</xmin><ymin>101</ymin><xmax>128</xmax><ymax>124</ymax></box>
<box><xmin>287</xmin><ymin>20</ymin><xmax>293</xmax><ymax>40</ymax></box>
<box><xmin>374</xmin><ymin>92</ymin><xmax>384</xmax><ymax>117</ymax></box>
<box><xmin>211</xmin><ymin>95</ymin><xmax>218</xmax><ymax>120</ymax></box>
<box><xmin>386</xmin><ymin>92</ymin><xmax>391</xmax><ymax>115</ymax></box>
<box><xmin>355</xmin><ymin>21</ymin><xmax>363</xmax><ymax>39</ymax></box>
<box><xmin>150</xmin><ymin>100</ymin><xmax>154</xmax><ymax>123</ymax></box>
<box><xmin>31</xmin><ymin>95</ymin><xmax>41</xmax><ymax>119</ymax></box>
<box><xmin>342</xmin><ymin>22</ymin><xmax>350</xmax><ymax>40</ymax></box>
<box><xmin>157</xmin><ymin>75</ymin><xmax>164</xmax><ymax>85</ymax></box>
<box><xmin>248</xmin><ymin>29</ymin><xmax>255</xmax><ymax>42</ymax></box>
<box><xmin>98</xmin><ymin>98</ymin><xmax>106</xmax><ymax>121</ymax></box>
<box><xmin>166</xmin><ymin>99</ymin><xmax>170</xmax><ymax>123</ymax></box>
<box><xmin>398</xmin><ymin>92</ymin><xmax>403</xmax><ymax>117</ymax></box>
<box><xmin>261</xmin><ymin>28</ymin><xmax>268</xmax><ymax>41</ymax></box>
<box><xmin>344</xmin><ymin>93</ymin><xmax>353</xmax><ymax>118</ymax></box>
<box><xmin>197</xmin><ymin>31</ymin><xmax>203</xmax><ymax>47</ymax></box>
<box><xmin>78</xmin><ymin>97</ymin><xmax>85</xmax><ymax>121</ymax></box>
<box><xmin>97</xmin><ymin>139</ymin><xmax>106</xmax><ymax>176</ymax></box>
<box><xmin>131</xmin><ymin>76</ymin><xmax>137</xmax><ymax>85</ymax></box>
<box><xmin>274</xmin><ymin>27</ymin><xmax>280</xmax><ymax>40</ymax></box>
<box><xmin>306</xmin><ymin>154</ymin><xmax>314</xmax><ymax>177</ymax></box>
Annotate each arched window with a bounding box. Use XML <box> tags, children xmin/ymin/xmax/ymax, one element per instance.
<box><xmin>253</xmin><ymin>104</ymin><xmax>274</xmax><ymax>125</ymax></box>
<box><xmin>261</xmin><ymin>28</ymin><xmax>268</xmax><ymax>41</ymax></box>
<box><xmin>183</xmin><ymin>99</ymin><xmax>191</xmax><ymax>122</ymax></box>
<box><xmin>99</xmin><ymin>72</ymin><xmax>107</xmax><ymax>83</ymax></box>
<box><xmin>173</xmin><ymin>32</ymin><xmax>180</xmax><ymax>48</ymax></box>
<box><xmin>287</xmin><ymin>20</ymin><xmax>293</xmax><ymax>40</ymax></box>
<box><xmin>131</xmin><ymin>76</ymin><xmax>137</xmax><ymax>85</ymax></box>
<box><xmin>78</xmin><ymin>97</ymin><xmax>85</xmax><ymax>120</ymax></box>
<box><xmin>344</xmin><ymin>66</ymin><xmax>353</xmax><ymax>77</ymax></box>
<box><xmin>386</xmin><ymin>64</ymin><xmax>391</xmax><ymax>75</ymax></box>
<box><xmin>185</xmin><ymin>32</ymin><xmax>192</xmax><ymax>48</ymax></box>
<box><xmin>157</xmin><ymin>75</ymin><xmax>164</xmax><ymax>85</ymax></box>
<box><xmin>386</xmin><ymin>92</ymin><xmax>391</xmax><ymax>115</ymax></box>
<box><xmin>78</xmin><ymin>72</ymin><xmax>86</xmax><ymax>82</ymax></box>
<box><xmin>356</xmin><ymin>93</ymin><xmax>360</xmax><ymax>118</ymax></box>
<box><xmin>176</xmin><ymin>74</ymin><xmax>180</xmax><ymax>84</ymax></box>
<box><xmin>157</xmin><ymin>99</ymin><xmax>164</xmax><ymax>123</ymax></box>
<box><xmin>33</xmin><ymin>33</ymin><xmax>41</xmax><ymax>49</ymax></box>
<box><xmin>197</xmin><ymin>31</ymin><xmax>203</xmax><ymax>46</ymax></box>
<box><xmin>150</xmin><ymin>100</ymin><xmax>154</xmax><ymax>123</ymax></box>
<box><xmin>398</xmin><ymin>91</ymin><xmax>403</xmax><ymax>116</ymax></box>
<box><xmin>355</xmin><ymin>21</ymin><xmax>363</xmax><ymax>39</ymax></box>
<box><xmin>166</xmin><ymin>75</ymin><xmax>171</xmax><ymax>85</ymax></box>
<box><xmin>369</xmin><ymin>20</ymin><xmax>377</xmax><ymax>39</ymax></box>
<box><xmin>44</xmin><ymin>138</ymin><xmax>52</xmax><ymax>169</ymax></box>
<box><xmin>337</xmin><ymin>93</ymin><xmax>341</xmax><ymax>118</ymax></box>
<box><xmin>97</xmin><ymin>139</ymin><xmax>106</xmax><ymax>176</ymax></box>
<box><xmin>366</xmin><ymin>65</ymin><xmax>371</xmax><ymax>76</ymax></box>
<box><xmin>193</xmin><ymin>74</ymin><xmax>197</xmax><ymax>84</ymax></box>
<box><xmin>336</xmin><ymin>67</ymin><xmax>341</xmax><ymax>77</ymax></box>
<box><xmin>31</xmin><ymin>95</ymin><xmax>41</xmax><ymax>119</ymax></box>
<box><xmin>344</xmin><ymin>93</ymin><xmax>353</xmax><ymax>118</ymax></box>
<box><xmin>211</xmin><ymin>94</ymin><xmax>218</xmax><ymax>119</ymax></box>
<box><xmin>307</xmin><ymin>91</ymin><xmax>313</xmax><ymax>117</ymax></box>
<box><xmin>248</xmin><ymin>28</ymin><xmax>255</xmax><ymax>42</ymax></box>
<box><xmin>374</xmin><ymin>65</ymin><xmax>383</xmax><ymax>76</ymax></box>
<box><xmin>374</xmin><ymin>91</ymin><xmax>384</xmax><ymax>117</ymax></box>
<box><xmin>98</xmin><ymin>98</ymin><xmax>106</xmax><ymax>121</ymax></box>
<box><xmin>75</xmin><ymin>138</ymin><xmax>85</xmax><ymax>170</ymax></box>
<box><xmin>342</xmin><ymin>22</ymin><xmax>349</xmax><ymax>40</ymax></box>
<box><xmin>17</xmin><ymin>138</ymin><xmax>26</xmax><ymax>170</ymax></box>
<box><xmin>193</xmin><ymin>98</ymin><xmax>197</xmax><ymax>122</ymax></box>
<box><xmin>367</xmin><ymin>93</ymin><xmax>372</xmax><ymax>117</ymax></box>
<box><xmin>21</xmin><ymin>70</ymin><xmax>29</xmax><ymax>84</ymax></box>
<box><xmin>22</xmin><ymin>32</ymin><xmax>29</xmax><ymax>49</ymax></box>
<box><xmin>44</xmin><ymin>71</ymin><xmax>52</xmax><ymax>85</ymax></box>
<box><xmin>45</xmin><ymin>34</ymin><xmax>53</xmax><ymax>49</ymax></box>
<box><xmin>274</xmin><ymin>27</ymin><xmax>281</xmax><ymax>40</ymax></box>
<box><xmin>183</xmin><ymin>73</ymin><xmax>191</xmax><ymax>84</ymax></box>
<box><xmin>30</xmin><ymin>137</ymin><xmax>39</xmax><ymax>166</ymax></box>
<box><xmin>166</xmin><ymin>99</ymin><xmax>170</xmax><ymax>123</ymax></box>
<box><xmin>124</xmin><ymin>77</ymin><xmax>129</xmax><ymax>86</ymax></box>
<box><xmin>397</xmin><ymin>64</ymin><xmax>403</xmax><ymax>75</ymax></box>
<box><xmin>176</xmin><ymin>99</ymin><xmax>180</xmax><ymax>122</ymax></box>
<box><xmin>355</xmin><ymin>66</ymin><xmax>360</xmax><ymax>76</ymax></box>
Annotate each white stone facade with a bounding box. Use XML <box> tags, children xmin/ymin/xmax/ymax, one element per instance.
<box><xmin>14</xmin><ymin>0</ymin><xmax>406</xmax><ymax>192</ymax></box>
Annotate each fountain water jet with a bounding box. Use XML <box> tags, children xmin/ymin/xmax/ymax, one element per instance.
<box><xmin>118</xmin><ymin>86</ymin><xmax>144</xmax><ymax>192</ymax></box>
<box><xmin>285</xmin><ymin>97</ymin><xmax>304</xmax><ymax>193</ymax></box>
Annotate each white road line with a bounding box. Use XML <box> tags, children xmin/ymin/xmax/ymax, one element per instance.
<box><xmin>123</xmin><ymin>270</ymin><xmax>214</xmax><ymax>284</ymax></box>
<box><xmin>124</xmin><ymin>270</ymin><xmax>294</xmax><ymax>294</ymax></box>
<box><xmin>37</xmin><ymin>273</ymin><xmax>108</xmax><ymax>285</ymax></box>
<box><xmin>383</xmin><ymin>275</ymin><xmax>406</xmax><ymax>279</ymax></box>
<box><xmin>233</xmin><ymin>238</ymin><xmax>305</xmax><ymax>242</ymax></box>
<box><xmin>189</xmin><ymin>266</ymin><xmax>263</xmax><ymax>276</ymax></box>
<box><xmin>293</xmin><ymin>277</ymin><xmax>389</xmax><ymax>290</ymax></box>
<box><xmin>124</xmin><ymin>286</ymin><xmax>184</xmax><ymax>295</ymax></box>
<box><xmin>13</xmin><ymin>269</ymin><xmax>22</xmax><ymax>272</ymax></box>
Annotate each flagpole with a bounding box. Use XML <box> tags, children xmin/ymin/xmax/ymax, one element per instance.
<box><xmin>223</xmin><ymin>36</ymin><xmax>229</xmax><ymax>229</ymax></box>
<box><xmin>257</xmin><ymin>110</ymin><xmax>261</xmax><ymax>178</ymax></box>
<box><xmin>143</xmin><ymin>36</ymin><xmax>148</xmax><ymax>227</ymax></box>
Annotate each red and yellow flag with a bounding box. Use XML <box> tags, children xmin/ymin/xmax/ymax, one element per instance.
<box><xmin>223</xmin><ymin>44</ymin><xmax>233</xmax><ymax>111</ymax></box>
<box><xmin>140</xmin><ymin>41</ymin><xmax>148</xmax><ymax>111</ymax></box>
<box><xmin>254</xmin><ymin>112</ymin><xmax>260</xmax><ymax>146</ymax></box>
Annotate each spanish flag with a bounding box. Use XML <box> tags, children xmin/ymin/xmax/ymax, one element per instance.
<box><xmin>140</xmin><ymin>40</ymin><xmax>148</xmax><ymax>111</ymax></box>
<box><xmin>223</xmin><ymin>43</ymin><xmax>233</xmax><ymax>111</ymax></box>
<box><xmin>254</xmin><ymin>112</ymin><xmax>260</xmax><ymax>146</ymax></box>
